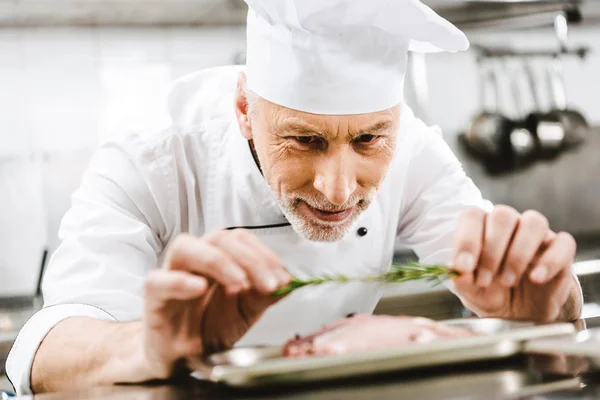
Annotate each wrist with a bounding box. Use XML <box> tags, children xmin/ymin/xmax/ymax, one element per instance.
<box><xmin>105</xmin><ymin>322</ymin><xmax>171</xmax><ymax>384</ymax></box>
<box><xmin>131</xmin><ymin>338</ymin><xmax>169</xmax><ymax>383</ymax></box>
<box><xmin>133</xmin><ymin>330</ymin><xmax>176</xmax><ymax>382</ymax></box>
<box><xmin>135</xmin><ymin>328</ymin><xmax>193</xmax><ymax>383</ymax></box>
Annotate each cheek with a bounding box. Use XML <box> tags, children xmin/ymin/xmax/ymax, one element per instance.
<box><xmin>261</xmin><ymin>142</ymin><xmax>315</xmax><ymax>193</ymax></box>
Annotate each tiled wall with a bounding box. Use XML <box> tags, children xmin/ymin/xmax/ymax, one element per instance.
<box><xmin>0</xmin><ymin>27</ymin><xmax>246</xmax><ymax>295</ymax></box>
<box><xmin>0</xmin><ymin>26</ymin><xmax>246</xmax><ymax>156</ymax></box>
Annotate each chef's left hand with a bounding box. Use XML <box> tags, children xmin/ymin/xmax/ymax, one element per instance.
<box><xmin>451</xmin><ymin>205</ymin><xmax>582</xmax><ymax>322</ymax></box>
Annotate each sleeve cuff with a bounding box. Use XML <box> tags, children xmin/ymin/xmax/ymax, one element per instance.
<box><xmin>6</xmin><ymin>304</ymin><xmax>117</xmax><ymax>396</ymax></box>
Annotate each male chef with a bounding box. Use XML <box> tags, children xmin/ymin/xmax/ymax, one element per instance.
<box><xmin>7</xmin><ymin>0</ymin><xmax>583</xmax><ymax>395</ymax></box>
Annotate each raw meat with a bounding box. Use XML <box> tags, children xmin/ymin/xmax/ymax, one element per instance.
<box><xmin>284</xmin><ymin>314</ymin><xmax>477</xmax><ymax>358</ymax></box>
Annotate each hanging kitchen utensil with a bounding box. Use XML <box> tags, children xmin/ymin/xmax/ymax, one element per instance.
<box><xmin>545</xmin><ymin>56</ymin><xmax>589</xmax><ymax>147</ymax></box>
<box><xmin>546</xmin><ymin>12</ymin><xmax>590</xmax><ymax>147</ymax></box>
<box><xmin>523</xmin><ymin>60</ymin><xmax>565</xmax><ymax>160</ymax></box>
<box><xmin>504</xmin><ymin>60</ymin><xmax>537</xmax><ymax>166</ymax></box>
<box><xmin>463</xmin><ymin>59</ymin><xmax>515</xmax><ymax>173</ymax></box>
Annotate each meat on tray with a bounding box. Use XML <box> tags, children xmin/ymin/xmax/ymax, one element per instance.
<box><xmin>284</xmin><ymin>314</ymin><xmax>477</xmax><ymax>358</ymax></box>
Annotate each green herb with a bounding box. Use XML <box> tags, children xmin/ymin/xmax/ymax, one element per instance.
<box><xmin>272</xmin><ymin>261</ymin><xmax>459</xmax><ymax>296</ymax></box>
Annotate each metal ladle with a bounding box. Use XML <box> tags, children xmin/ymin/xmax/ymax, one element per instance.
<box><xmin>523</xmin><ymin>60</ymin><xmax>565</xmax><ymax>159</ymax></box>
<box><xmin>547</xmin><ymin>12</ymin><xmax>590</xmax><ymax>147</ymax></box>
<box><xmin>464</xmin><ymin>59</ymin><xmax>515</xmax><ymax>172</ymax></box>
<box><xmin>546</xmin><ymin>56</ymin><xmax>589</xmax><ymax>147</ymax></box>
<box><xmin>504</xmin><ymin>60</ymin><xmax>537</xmax><ymax>163</ymax></box>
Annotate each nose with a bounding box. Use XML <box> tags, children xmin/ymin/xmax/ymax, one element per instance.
<box><xmin>313</xmin><ymin>148</ymin><xmax>357</xmax><ymax>206</ymax></box>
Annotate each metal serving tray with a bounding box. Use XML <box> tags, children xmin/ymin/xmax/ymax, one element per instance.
<box><xmin>525</xmin><ymin>327</ymin><xmax>600</xmax><ymax>367</ymax></box>
<box><xmin>191</xmin><ymin>318</ymin><xmax>575</xmax><ymax>388</ymax></box>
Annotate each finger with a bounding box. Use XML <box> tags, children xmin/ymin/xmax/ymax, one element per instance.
<box><xmin>477</xmin><ymin>205</ymin><xmax>520</xmax><ymax>288</ymax></box>
<box><xmin>165</xmin><ymin>234</ymin><xmax>250</xmax><ymax>293</ymax></box>
<box><xmin>240</xmin><ymin>231</ymin><xmax>291</xmax><ymax>285</ymax></box>
<box><xmin>499</xmin><ymin>210</ymin><xmax>549</xmax><ymax>288</ymax></box>
<box><xmin>526</xmin><ymin>230</ymin><xmax>555</xmax><ymax>265</ymax></box>
<box><xmin>544</xmin><ymin>230</ymin><xmax>557</xmax><ymax>244</ymax></box>
<box><xmin>144</xmin><ymin>269</ymin><xmax>208</xmax><ymax>305</ymax></box>
<box><xmin>451</xmin><ymin>207</ymin><xmax>487</xmax><ymax>283</ymax></box>
<box><xmin>209</xmin><ymin>230</ymin><xmax>284</xmax><ymax>295</ymax></box>
<box><xmin>529</xmin><ymin>232</ymin><xmax>576</xmax><ymax>285</ymax></box>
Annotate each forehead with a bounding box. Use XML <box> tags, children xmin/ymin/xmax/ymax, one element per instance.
<box><xmin>263</xmin><ymin>99</ymin><xmax>400</xmax><ymax>135</ymax></box>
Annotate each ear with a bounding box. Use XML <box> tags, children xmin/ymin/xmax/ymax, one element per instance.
<box><xmin>234</xmin><ymin>72</ymin><xmax>253</xmax><ymax>140</ymax></box>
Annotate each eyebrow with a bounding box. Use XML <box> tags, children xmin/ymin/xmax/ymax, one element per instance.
<box><xmin>350</xmin><ymin>121</ymin><xmax>394</xmax><ymax>138</ymax></box>
<box><xmin>279</xmin><ymin>120</ymin><xmax>393</xmax><ymax>138</ymax></box>
<box><xmin>279</xmin><ymin>122</ymin><xmax>328</xmax><ymax>137</ymax></box>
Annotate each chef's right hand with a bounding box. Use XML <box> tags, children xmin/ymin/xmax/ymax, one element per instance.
<box><xmin>141</xmin><ymin>230</ymin><xmax>291</xmax><ymax>380</ymax></box>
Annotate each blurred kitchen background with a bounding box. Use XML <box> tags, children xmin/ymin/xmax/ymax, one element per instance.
<box><xmin>2</xmin><ymin>0</ymin><xmax>600</xmax><ymax>390</ymax></box>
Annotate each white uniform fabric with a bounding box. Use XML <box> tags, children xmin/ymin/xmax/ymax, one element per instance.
<box><xmin>244</xmin><ymin>0</ymin><xmax>469</xmax><ymax>115</ymax></box>
<box><xmin>6</xmin><ymin>65</ymin><xmax>490</xmax><ymax>395</ymax></box>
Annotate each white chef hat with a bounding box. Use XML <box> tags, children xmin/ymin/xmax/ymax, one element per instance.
<box><xmin>244</xmin><ymin>0</ymin><xmax>469</xmax><ymax>115</ymax></box>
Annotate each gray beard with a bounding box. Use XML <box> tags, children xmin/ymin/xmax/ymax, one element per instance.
<box><xmin>277</xmin><ymin>200</ymin><xmax>365</xmax><ymax>243</ymax></box>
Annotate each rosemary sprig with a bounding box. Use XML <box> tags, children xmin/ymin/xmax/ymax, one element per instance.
<box><xmin>272</xmin><ymin>261</ymin><xmax>459</xmax><ymax>296</ymax></box>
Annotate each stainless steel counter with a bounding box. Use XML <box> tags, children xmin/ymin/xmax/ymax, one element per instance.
<box><xmin>3</xmin><ymin>259</ymin><xmax>599</xmax><ymax>395</ymax></box>
<box><xmin>21</xmin><ymin>317</ymin><xmax>600</xmax><ymax>400</ymax></box>
<box><xmin>0</xmin><ymin>300</ymin><xmax>42</xmax><ymax>377</ymax></box>
<box><xmin>18</xmin><ymin>367</ymin><xmax>588</xmax><ymax>400</ymax></box>
<box><xmin>0</xmin><ymin>332</ymin><xmax>16</xmax><ymax>376</ymax></box>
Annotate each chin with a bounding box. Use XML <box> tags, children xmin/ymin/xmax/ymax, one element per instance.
<box><xmin>287</xmin><ymin>215</ymin><xmax>358</xmax><ymax>243</ymax></box>
<box><xmin>298</xmin><ymin>226</ymin><xmax>350</xmax><ymax>242</ymax></box>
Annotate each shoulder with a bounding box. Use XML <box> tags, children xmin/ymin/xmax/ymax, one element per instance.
<box><xmin>385</xmin><ymin>105</ymin><xmax>486</xmax><ymax>208</ymax></box>
<box><xmin>96</xmin><ymin>65</ymin><xmax>245</xmax><ymax>181</ymax></box>
<box><xmin>396</xmin><ymin>105</ymin><xmax>461</xmax><ymax>171</ymax></box>
<box><xmin>384</xmin><ymin>104</ymin><xmax>464</xmax><ymax>195</ymax></box>
<box><xmin>167</xmin><ymin>65</ymin><xmax>244</xmax><ymax>129</ymax></box>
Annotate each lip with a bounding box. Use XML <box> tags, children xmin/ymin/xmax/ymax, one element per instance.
<box><xmin>300</xmin><ymin>201</ymin><xmax>354</xmax><ymax>223</ymax></box>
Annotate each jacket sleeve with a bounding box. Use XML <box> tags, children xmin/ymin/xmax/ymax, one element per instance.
<box><xmin>396</xmin><ymin>121</ymin><xmax>492</xmax><ymax>266</ymax></box>
<box><xmin>6</xmin><ymin>132</ymin><xmax>176</xmax><ymax>396</ymax></box>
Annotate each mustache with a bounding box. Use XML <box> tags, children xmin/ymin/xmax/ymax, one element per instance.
<box><xmin>289</xmin><ymin>193</ymin><xmax>373</xmax><ymax>212</ymax></box>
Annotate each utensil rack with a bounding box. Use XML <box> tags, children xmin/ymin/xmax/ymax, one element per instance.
<box><xmin>430</xmin><ymin>0</ymin><xmax>583</xmax><ymax>31</ymax></box>
<box><xmin>471</xmin><ymin>10</ymin><xmax>591</xmax><ymax>61</ymax></box>
<box><xmin>472</xmin><ymin>44</ymin><xmax>590</xmax><ymax>60</ymax></box>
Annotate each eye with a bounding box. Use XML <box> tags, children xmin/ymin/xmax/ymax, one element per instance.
<box><xmin>293</xmin><ymin>136</ymin><xmax>326</xmax><ymax>150</ymax></box>
<box><xmin>296</xmin><ymin>136</ymin><xmax>316</xmax><ymax>145</ymax></box>
<box><xmin>356</xmin><ymin>134</ymin><xmax>378</xmax><ymax>144</ymax></box>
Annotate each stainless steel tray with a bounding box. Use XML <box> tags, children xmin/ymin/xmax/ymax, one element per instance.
<box><xmin>525</xmin><ymin>327</ymin><xmax>600</xmax><ymax>368</ymax></box>
<box><xmin>191</xmin><ymin>318</ymin><xmax>575</xmax><ymax>388</ymax></box>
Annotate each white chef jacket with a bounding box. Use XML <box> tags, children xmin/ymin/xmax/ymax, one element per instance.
<box><xmin>6</xmin><ymin>65</ymin><xmax>490</xmax><ymax>395</ymax></box>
